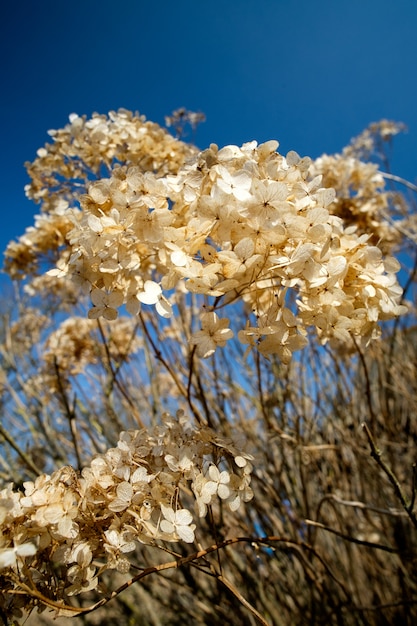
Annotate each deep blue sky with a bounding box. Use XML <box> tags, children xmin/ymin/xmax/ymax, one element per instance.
<box><xmin>2</xmin><ymin>0</ymin><xmax>417</xmax><ymax>263</ymax></box>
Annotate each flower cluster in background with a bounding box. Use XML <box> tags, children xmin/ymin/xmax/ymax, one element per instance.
<box><xmin>4</xmin><ymin>110</ymin><xmax>196</xmax><ymax>279</ymax></box>
<box><xmin>310</xmin><ymin>120</ymin><xmax>409</xmax><ymax>253</ymax></box>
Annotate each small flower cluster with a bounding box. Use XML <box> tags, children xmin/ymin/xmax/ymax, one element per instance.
<box><xmin>313</xmin><ymin>120</ymin><xmax>410</xmax><ymax>255</ymax></box>
<box><xmin>4</xmin><ymin>109</ymin><xmax>195</xmax><ymax>279</ymax></box>
<box><xmin>0</xmin><ymin>412</ymin><xmax>253</xmax><ymax>605</ymax></box>
<box><xmin>40</xmin><ymin>315</ymin><xmax>142</xmax><ymax>391</ymax></box>
<box><xmin>342</xmin><ymin>119</ymin><xmax>407</xmax><ymax>162</ymax></box>
<box><xmin>165</xmin><ymin>107</ymin><xmax>206</xmax><ymax>138</ymax></box>
<box><xmin>26</xmin><ymin>109</ymin><xmax>196</xmax><ymax>212</ymax></box>
<box><xmin>4</xmin><ymin>211</ymin><xmax>75</xmax><ymax>279</ymax></box>
<box><xmin>311</xmin><ymin>153</ymin><xmax>401</xmax><ymax>252</ymax></box>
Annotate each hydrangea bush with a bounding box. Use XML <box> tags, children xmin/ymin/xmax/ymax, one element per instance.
<box><xmin>1</xmin><ymin>111</ymin><xmax>415</xmax><ymax>624</ymax></box>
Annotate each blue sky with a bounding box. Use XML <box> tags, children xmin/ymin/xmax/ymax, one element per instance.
<box><xmin>2</xmin><ymin>0</ymin><xmax>417</xmax><ymax>262</ymax></box>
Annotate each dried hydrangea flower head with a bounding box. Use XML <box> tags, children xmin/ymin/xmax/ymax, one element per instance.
<box><xmin>51</xmin><ymin>137</ymin><xmax>406</xmax><ymax>359</ymax></box>
<box><xmin>4</xmin><ymin>109</ymin><xmax>196</xmax><ymax>280</ymax></box>
<box><xmin>0</xmin><ymin>412</ymin><xmax>253</xmax><ymax>609</ymax></box>
<box><xmin>4</xmin><ymin>112</ymin><xmax>407</xmax><ymax>361</ymax></box>
<box><xmin>310</xmin><ymin>120</ymin><xmax>409</xmax><ymax>253</ymax></box>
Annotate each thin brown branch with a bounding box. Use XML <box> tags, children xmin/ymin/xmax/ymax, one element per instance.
<box><xmin>8</xmin><ymin>535</ymin><xmax>343</xmax><ymax>620</ymax></box>
<box><xmin>217</xmin><ymin>573</ymin><xmax>270</xmax><ymax>626</ymax></box>
<box><xmin>139</xmin><ymin>312</ymin><xmax>205</xmax><ymax>425</ymax></box>
<box><xmin>53</xmin><ymin>356</ymin><xmax>82</xmax><ymax>471</ymax></box>
<box><xmin>305</xmin><ymin>519</ymin><xmax>399</xmax><ymax>553</ymax></box>
<box><xmin>362</xmin><ymin>422</ymin><xmax>417</xmax><ymax>529</ymax></box>
<box><xmin>352</xmin><ymin>339</ymin><xmax>377</xmax><ymax>429</ymax></box>
<box><xmin>0</xmin><ymin>422</ymin><xmax>42</xmax><ymax>478</ymax></box>
<box><xmin>96</xmin><ymin>319</ymin><xmax>145</xmax><ymax>429</ymax></box>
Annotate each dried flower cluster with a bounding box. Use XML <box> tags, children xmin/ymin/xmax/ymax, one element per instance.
<box><xmin>342</xmin><ymin>119</ymin><xmax>407</xmax><ymax>162</ymax></box>
<box><xmin>165</xmin><ymin>107</ymin><xmax>206</xmax><ymax>138</ymax></box>
<box><xmin>0</xmin><ymin>412</ymin><xmax>253</xmax><ymax>614</ymax></box>
<box><xmin>311</xmin><ymin>154</ymin><xmax>399</xmax><ymax>250</ymax></box>
<box><xmin>39</xmin><ymin>315</ymin><xmax>142</xmax><ymax>394</ymax></box>
<box><xmin>4</xmin><ymin>113</ymin><xmax>407</xmax><ymax>361</ymax></box>
<box><xmin>310</xmin><ymin>120</ymin><xmax>408</xmax><ymax>252</ymax></box>
<box><xmin>48</xmin><ymin>139</ymin><xmax>405</xmax><ymax>360</ymax></box>
<box><xmin>4</xmin><ymin>109</ymin><xmax>196</xmax><ymax>279</ymax></box>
